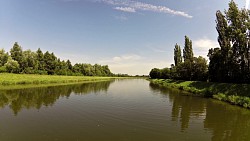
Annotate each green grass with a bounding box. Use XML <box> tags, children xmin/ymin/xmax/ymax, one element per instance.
<box><xmin>0</xmin><ymin>73</ymin><xmax>115</xmax><ymax>88</ymax></box>
<box><xmin>149</xmin><ymin>79</ymin><xmax>250</xmax><ymax>109</ymax></box>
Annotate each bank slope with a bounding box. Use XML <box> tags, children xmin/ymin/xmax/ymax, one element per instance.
<box><xmin>0</xmin><ymin>73</ymin><xmax>114</xmax><ymax>86</ymax></box>
<box><xmin>149</xmin><ymin>79</ymin><xmax>250</xmax><ymax>109</ymax></box>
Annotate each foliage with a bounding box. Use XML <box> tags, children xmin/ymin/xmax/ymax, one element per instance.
<box><xmin>174</xmin><ymin>43</ymin><xmax>182</xmax><ymax>66</ymax></box>
<box><xmin>4</xmin><ymin>58</ymin><xmax>20</xmax><ymax>73</ymax></box>
<box><xmin>0</xmin><ymin>43</ymin><xmax>114</xmax><ymax>77</ymax></box>
<box><xmin>149</xmin><ymin>36</ymin><xmax>207</xmax><ymax>81</ymax></box>
<box><xmin>208</xmin><ymin>1</ymin><xmax>250</xmax><ymax>83</ymax></box>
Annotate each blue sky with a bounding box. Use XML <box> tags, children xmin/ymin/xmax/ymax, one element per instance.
<box><xmin>0</xmin><ymin>0</ymin><xmax>246</xmax><ymax>75</ymax></box>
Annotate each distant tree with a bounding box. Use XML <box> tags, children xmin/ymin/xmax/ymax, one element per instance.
<box><xmin>4</xmin><ymin>58</ymin><xmax>20</xmax><ymax>73</ymax></box>
<box><xmin>0</xmin><ymin>49</ymin><xmax>9</xmax><ymax>66</ymax></box>
<box><xmin>22</xmin><ymin>50</ymin><xmax>38</xmax><ymax>74</ymax></box>
<box><xmin>10</xmin><ymin>42</ymin><xmax>23</xmax><ymax>63</ymax></box>
<box><xmin>161</xmin><ymin>68</ymin><xmax>171</xmax><ymax>79</ymax></box>
<box><xmin>44</xmin><ymin>51</ymin><xmax>57</xmax><ymax>75</ymax></box>
<box><xmin>174</xmin><ymin>43</ymin><xmax>182</xmax><ymax>66</ymax></box>
<box><xmin>183</xmin><ymin>36</ymin><xmax>194</xmax><ymax>62</ymax></box>
<box><xmin>149</xmin><ymin>68</ymin><xmax>161</xmax><ymax>79</ymax></box>
<box><xmin>192</xmin><ymin>56</ymin><xmax>208</xmax><ymax>81</ymax></box>
<box><xmin>66</xmin><ymin>59</ymin><xmax>72</xmax><ymax>70</ymax></box>
<box><xmin>36</xmin><ymin>48</ymin><xmax>45</xmax><ymax>71</ymax></box>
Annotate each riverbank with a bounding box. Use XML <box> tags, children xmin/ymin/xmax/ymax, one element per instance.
<box><xmin>149</xmin><ymin>79</ymin><xmax>250</xmax><ymax>109</ymax></box>
<box><xmin>0</xmin><ymin>73</ymin><xmax>115</xmax><ymax>89</ymax></box>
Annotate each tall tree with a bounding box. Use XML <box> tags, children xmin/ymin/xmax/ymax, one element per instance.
<box><xmin>0</xmin><ymin>49</ymin><xmax>9</xmax><ymax>66</ymax></box>
<box><xmin>174</xmin><ymin>43</ymin><xmax>182</xmax><ymax>66</ymax></box>
<box><xmin>226</xmin><ymin>0</ymin><xmax>248</xmax><ymax>82</ymax></box>
<box><xmin>183</xmin><ymin>36</ymin><xmax>194</xmax><ymax>62</ymax></box>
<box><xmin>214</xmin><ymin>10</ymin><xmax>231</xmax><ymax>82</ymax></box>
<box><xmin>36</xmin><ymin>48</ymin><xmax>45</xmax><ymax>71</ymax></box>
<box><xmin>10</xmin><ymin>42</ymin><xmax>22</xmax><ymax>62</ymax></box>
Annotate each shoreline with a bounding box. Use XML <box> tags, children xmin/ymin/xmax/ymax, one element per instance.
<box><xmin>149</xmin><ymin>79</ymin><xmax>250</xmax><ymax>109</ymax></box>
<box><xmin>0</xmin><ymin>73</ymin><xmax>118</xmax><ymax>90</ymax></box>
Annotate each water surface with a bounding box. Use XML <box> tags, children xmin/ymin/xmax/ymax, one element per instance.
<box><xmin>0</xmin><ymin>79</ymin><xmax>249</xmax><ymax>141</ymax></box>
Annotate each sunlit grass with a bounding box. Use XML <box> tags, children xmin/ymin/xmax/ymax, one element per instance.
<box><xmin>0</xmin><ymin>73</ymin><xmax>114</xmax><ymax>86</ymax></box>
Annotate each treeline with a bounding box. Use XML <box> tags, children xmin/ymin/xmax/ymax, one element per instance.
<box><xmin>150</xmin><ymin>36</ymin><xmax>208</xmax><ymax>81</ymax></box>
<box><xmin>0</xmin><ymin>42</ymin><xmax>113</xmax><ymax>76</ymax></box>
<box><xmin>150</xmin><ymin>1</ymin><xmax>250</xmax><ymax>84</ymax></box>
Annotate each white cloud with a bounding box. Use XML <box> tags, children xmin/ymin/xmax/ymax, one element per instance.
<box><xmin>99</xmin><ymin>54</ymin><xmax>171</xmax><ymax>75</ymax></box>
<box><xmin>98</xmin><ymin>0</ymin><xmax>192</xmax><ymax>18</ymax></box>
<box><xmin>100</xmin><ymin>54</ymin><xmax>142</xmax><ymax>63</ymax></box>
<box><xmin>246</xmin><ymin>0</ymin><xmax>250</xmax><ymax>9</ymax></box>
<box><xmin>193</xmin><ymin>38</ymin><xmax>219</xmax><ymax>58</ymax></box>
<box><xmin>114</xmin><ymin>7</ymin><xmax>136</xmax><ymax>13</ymax></box>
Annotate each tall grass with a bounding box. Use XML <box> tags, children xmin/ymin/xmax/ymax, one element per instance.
<box><xmin>0</xmin><ymin>73</ymin><xmax>114</xmax><ymax>86</ymax></box>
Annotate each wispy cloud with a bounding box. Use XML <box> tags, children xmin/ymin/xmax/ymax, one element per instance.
<box><xmin>114</xmin><ymin>7</ymin><xmax>136</xmax><ymax>13</ymax></box>
<box><xmin>193</xmin><ymin>38</ymin><xmax>219</xmax><ymax>58</ymax></box>
<box><xmin>97</xmin><ymin>0</ymin><xmax>192</xmax><ymax>18</ymax></box>
<box><xmin>114</xmin><ymin>15</ymin><xmax>128</xmax><ymax>21</ymax></box>
<box><xmin>99</xmin><ymin>54</ymin><xmax>170</xmax><ymax>75</ymax></box>
<box><xmin>100</xmin><ymin>54</ymin><xmax>142</xmax><ymax>63</ymax></box>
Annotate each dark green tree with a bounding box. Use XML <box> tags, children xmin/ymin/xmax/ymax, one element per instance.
<box><xmin>36</xmin><ymin>48</ymin><xmax>45</xmax><ymax>72</ymax></box>
<box><xmin>183</xmin><ymin>36</ymin><xmax>194</xmax><ymax>62</ymax></box>
<box><xmin>149</xmin><ymin>68</ymin><xmax>162</xmax><ymax>79</ymax></box>
<box><xmin>174</xmin><ymin>43</ymin><xmax>182</xmax><ymax>66</ymax></box>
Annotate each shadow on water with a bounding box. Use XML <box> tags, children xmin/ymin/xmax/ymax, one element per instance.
<box><xmin>0</xmin><ymin>80</ymin><xmax>114</xmax><ymax>115</ymax></box>
<box><xmin>149</xmin><ymin>82</ymin><xmax>250</xmax><ymax>141</ymax></box>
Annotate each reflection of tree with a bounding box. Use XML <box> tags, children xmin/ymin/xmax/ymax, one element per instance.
<box><xmin>149</xmin><ymin>82</ymin><xmax>207</xmax><ymax>131</ymax></box>
<box><xmin>0</xmin><ymin>80</ymin><xmax>114</xmax><ymax>115</ymax></box>
<box><xmin>204</xmin><ymin>100</ymin><xmax>250</xmax><ymax>141</ymax></box>
<box><xmin>150</xmin><ymin>82</ymin><xmax>250</xmax><ymax>140</ymax></box>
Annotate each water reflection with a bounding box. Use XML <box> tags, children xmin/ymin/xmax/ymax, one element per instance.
<box><xmin>0</xmin><ymin>80</ymin><xmax>114</xmax><ymax>115</ymax></box>
<box><xmin>149</xmin><ymin>82</ymin><xmax>250</xmax><ymax>141</ymax></box>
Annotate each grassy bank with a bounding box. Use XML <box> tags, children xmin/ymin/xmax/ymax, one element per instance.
<box><xmin>0</xmin><ymin>73</ymin><xmax>115</xmax><ymax>88</ymax></box>
<box><xmin>149</xmin><ymin>79</ymin><xmax>250</xmax><ymax>109</ymax></box>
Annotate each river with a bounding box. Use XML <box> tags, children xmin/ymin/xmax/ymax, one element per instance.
<box><xmin>0</xmin><ymin>79</ymin><xmax>249</xmax><ymax>141</ymax></box>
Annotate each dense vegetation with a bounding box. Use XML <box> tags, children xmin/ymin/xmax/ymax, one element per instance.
<box><xmin>150</xmin><ymin>1</ymin><xmax>250</xmax><ymax>84</ymax></box>
<box><xmin>150</xmin><ymin>36</ymin><xmax>208</xmax><ymax>81</ymax></box>
<box><xmin>0</xmin><ymin>42</ymin><xmax>113</xmax><ymax>76</ymax></box>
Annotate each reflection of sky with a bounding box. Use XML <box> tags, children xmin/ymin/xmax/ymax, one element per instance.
<box><xmin>0</xmin><ymin>79</ymin><xmax>250</xmax><ymax>140</ymax></box>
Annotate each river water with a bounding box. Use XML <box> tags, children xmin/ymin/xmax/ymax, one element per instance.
<box><xmin>0</xmin><ymin>79</ymin><xmax>249</xmax><ymax>141</ymax></box>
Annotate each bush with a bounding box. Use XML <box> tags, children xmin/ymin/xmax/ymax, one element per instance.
<box><xmin>0</xmin><ymin>66</ymin><xmax>7</xmax><ymax>73</ymax></box>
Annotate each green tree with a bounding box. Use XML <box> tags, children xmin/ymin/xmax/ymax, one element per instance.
<box><xmin>192</xmin><ymin>56</ymin><xmax>208</xmax><ymax>81</ymax></box>
<box><xmin>0</xmin><ymin>49</ymin><xmax>9</xmax><ymax>66</ymax></box>
<box><xmin>36</xmin><ymin>48</ymin><xmax>45</xmax><ymax>71</ymax></box>
<box><xmin>10</xmin><ymin>42</ymin><xmax>23</xmax><ymax>63</ymax></box>
<box><xmin>209</xmin><ymin>0</ymin><xmax>250</xmax><ymax>83</ymax></box>
<box><xmin>183</xmin><ymin>36</ymin><xmax>194</xmax><ymax>62</ymax></box>
<box><xmin>149</xmin><ymin>68</ymin><xmax>161</xmax><ymax>79</ymax></box>
<box><xmin>4</xmin><ymin>57</ymin><xmax>20</xmax><ymax>73</ymax></box>
<box><xmin>208</xmin><ymin>48</ymin><xmax>223</xmax><ymax>82</ymax></box>
<box><xmin>174</xmin><ymin>43</ymin><xmax>182</xmax><ymax>66</ymax></box>
<box><xmin>161</xmin><ymin>68</ymin><xmax>171</xmax><ymax>79</ymax></box>
<box><xmin>22</xmin><ymin>50</ymin><xmax>38</xmax><ymax>74</ymax></box>
<box><xmin>44</xmin><ymin>51</ymin><xmax>57</xmax><ymax>75</ymax></box>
